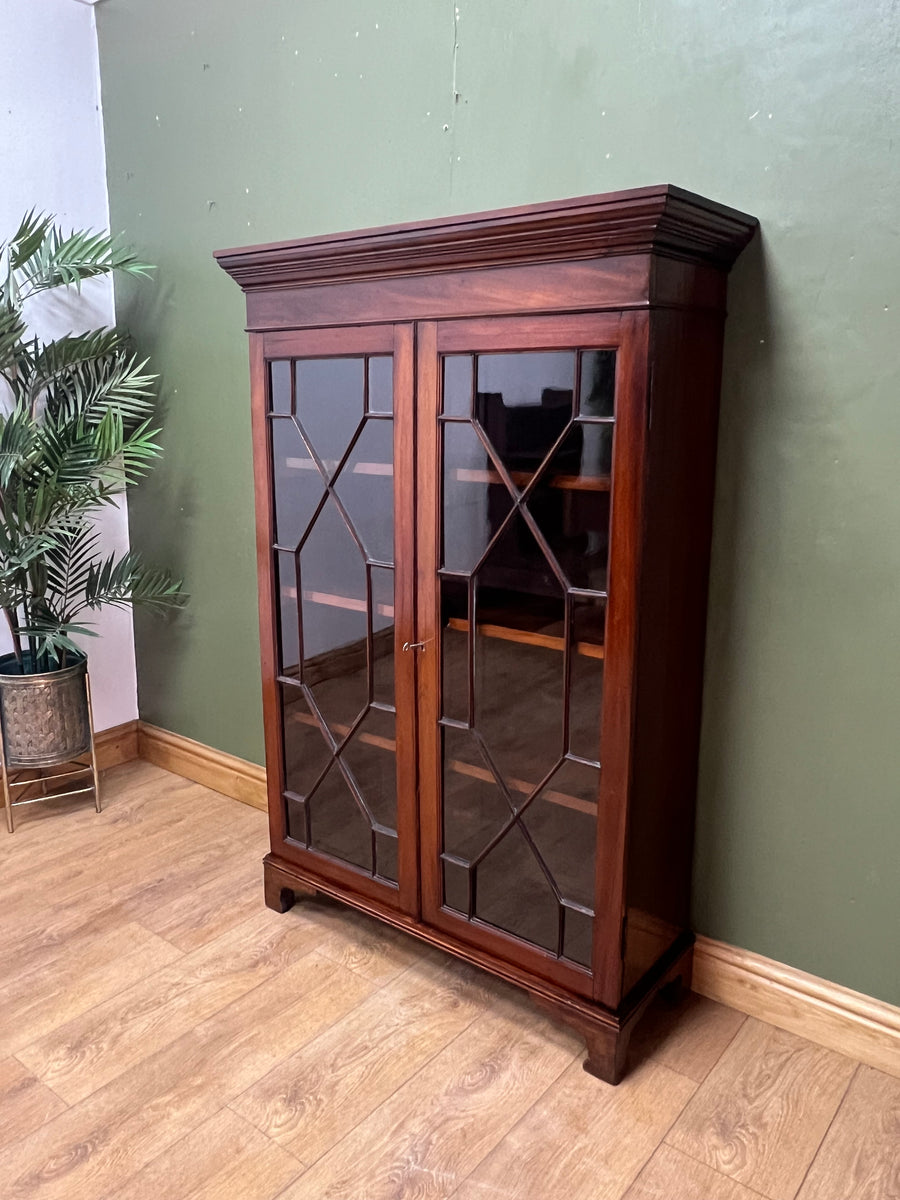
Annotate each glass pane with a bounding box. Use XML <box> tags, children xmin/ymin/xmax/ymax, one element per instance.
<box><xmin>371</xmin><ymin>566</ymin><xmax>395</xmax><ymax>708</ymax></box>
<box><xmin>276</xmin><ymin>550</ymin><xmax>299</xmax><ymax>677</ymax></box>
<box><xmin>442</xmin><ymin>421</ymin><xmax>512</xmax><ymax>573</ymax></box>
<box><xmin>527</xmin><ymin>425</ymin><xmax>611</xmax><ymax>592</ymax></box>
<box><xmin>282</xmin><ymin>684</ymin><xmax>331</xmax><ymax>804</ymax></box>
<box><xmin>333</xmin><ymin>417</ymin><xmax>394</xmax><ymax>565</ymax></box>
<box><xmin>300</xmin><ymin>496</ymin><xmax>369</xmax><ymax>732</ymax></box>
<box><xmin>440</xmin><ymin>576</ymin><xmax>468</xmax><ymax>723</ymax></box>
<box><xmin>442</xmin><ymin>724</ymin><xmax>510</xmax><ymax>863</ymax></box>
<box><xmin>340</xmin><ymin>707</ymin><xmax>397</xmax><ymax>831</ymax></box>
<box><xmin>570</xmin><ymin>596</ymin><xmax>605</xmax><ymax>762</ymax></box>
<box><xmin>285</xmin><ymin>795</ymin><xmax>307</xmax><ymax>844</ymax></box>
<box><xmin>443</xmin><ymin>857</ymin><xmax>470</xmax><ymax>915</ymax></box>
<box><xmin>269</xmin><ymin>360</ymin><xmax>292</xmax><ymax>414</ymax></box>
<box><xmin>521</xmin><ymin>758</ymin><xmax>599</xmax><ymax>910</ymax></box>
<box><xmin>375</xmin><ymin>831</ymin><xmax>398</xmax><ymax>883</ymax></box>
<box><xmin>578</xmin><ymin>350</ymin><xmax>616</xmax><ymax>419</ymax></box>
<box><xmin>368</xmin><ymin>356</ymin><xmax>393</xmax><ymax>414</ymax></box>
<box><xmin>473</xmin><ymin>526</ymin><xmax>566</xmax><ymax>789</ymax></box>
<box><xmin>442</xmin><ymin>355</ymin><xmax>473</xmax><ymax>417</ymax></box>
<box><xmin>476</xmin><ymin>352</ymin><xmax>576</xmax><ymax>484</ymax></box>
<box><xmin>273</xmin><ymin>353</ymin><xmax>397</xmax><ymax>886</ymax></box>
<box><xmin>435</xmin><ymin>340</ymin><xmax>616</xmax><ymax>963</ymax></box>
<box><xmin>563</xmin><ymin>905</ymin><xmax>594</xmax><ymax>968</ymax></box>
<box><xmin>475</xmin><ymin>823</ymin><xmax>559</xmax><ymax>954</ymax></box>
<box><xmin>271</xmin><ymin>417</ymin><xmax>324</xmax><ymax>549</ymax></box>
<box><xmin>307</xmin><ymin>761</ymin><xmax>373</xmax><ymax>872</ymax></box>
<box><xmin>296</xmin><ymin>357</ymin><xmax>364</xmax><ymax>475</ymax></box>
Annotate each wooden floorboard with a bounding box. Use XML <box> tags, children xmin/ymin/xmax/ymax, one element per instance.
<box><xmin>0</xmin><ymin>759</ymin><xmax>897</xmax><ymax>1200</ymax></box>
<box><xmin>666</xmin><ymin>1019</ymin><xmax>858</xmax><ymax>1200</ymax></box>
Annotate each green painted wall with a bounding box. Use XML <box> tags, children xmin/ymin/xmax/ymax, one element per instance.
<box><xmin>97</xmin><ymin>0</ymin><xmax>900</xmax><ymax>1004</ymax></box>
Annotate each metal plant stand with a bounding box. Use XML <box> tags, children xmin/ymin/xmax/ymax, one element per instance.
<box><xmin>0</xmin><ymin>665</ymin><xmax>101</xmax><ymax>834</ymax></box>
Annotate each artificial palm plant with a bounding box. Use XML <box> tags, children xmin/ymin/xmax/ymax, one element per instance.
<box><xmin>0</xmin><ymin>212</ymin><xmax>186</xmax><ymax>674</ymax></box>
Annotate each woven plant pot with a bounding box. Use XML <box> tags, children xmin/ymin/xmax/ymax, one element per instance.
<box><xmin>0</xmin><ymin>653</ymin><xmax>91</xmax><ymax>768</ymax></box>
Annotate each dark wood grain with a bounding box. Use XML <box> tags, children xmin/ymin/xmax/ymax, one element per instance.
<box><xmin>392</xmin><ymin>322</ymin><xmax>419</xmax><ymax>917</ymax></box>
<box><xmin>623</xmin><ymin>307</ymin><xmax>728</xmax><ymax>995</ymax></box>
<box><xmin>215</xmin><ymin>184</ymin><xmax>757</xmax><ymax>291</ymax></box>
<box><xmin>220</xmin><ymin>186</ymin><xmax>757</xmax><ymax>1085</ymax></box>
<box><xmin>591</xmin><ymin>308</ymin><xmax>650</xmax><ymax>1010</ymax></box>
<box><xmin>413</xmin><ymin>320</ymin><xmax>443</xmax><ymax>935</ymax></box>
<box><xmin>249</xmin><ymin>332</ymin><xmax>285</xmax><ymax>859</ymax></box>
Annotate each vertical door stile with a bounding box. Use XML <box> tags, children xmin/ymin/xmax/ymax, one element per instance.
<box><xmin>414</xmin><ymin>322</ymin><xmax>442</xmax><ymax>919</ymax></box>
<box><xmin>392</xmin><ymin>323</ymin><xmax>420</xmax><ymax>915</ymax></box>
<box><xmin>250</xmin><ymin>332</ymin><xmax>287</xmax><ymax>853</ymax></box>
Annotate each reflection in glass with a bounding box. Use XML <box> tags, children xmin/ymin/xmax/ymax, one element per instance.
<box><xmin>371</xmin><ymin>566</ymin><xmax>396</xmax><ymax>708</ymax></box>
<box><xmin>474</xmin><ymin>548</ymin><xmax>565</xmax><ymax>788</ymax></box>
<box><xmin>286</xmin><ymin>795</ymin><xmax>307</xmax><ymax>844</ymax></box>
<box><xmin>578</xmin><ymin>350</ymin><xmax>616</xmax><ymax>420</ymax></box>
<box><xmin>443</xmin><ymin>355</ymin><xmax>473</xmax><ymax>417</ymax></box>
<box><xmin>529</xmin><ymin>424</ymin><xmax>612</xmax><ymax>592</ymax></box>
<box><xmin>296</xmin><ymin>358</ymin><xmax>364</xmax><ymax>474</ymax></box>
<box><xmin>441</xmin><ymin>421</ymin><xmax>511</xmax><ymax>573</ymax></box>
<box><xmin>476</xmin><ymin>823</ymin><xmax>559</xmax><ymax>953</ymax></box>
<box><xmin>271</xmin><ymin>417</ymin><xmax>323</xmax><ymax>550</ymax></box>
<box><xmin>443</xmin><ymin>857</ymin><xmax>470</xmax><ymax>915</ymax></box>
<box><xmin>440</xmin><ymin>576</ymin><xmax>469</xmax><ymax>723</ymax></box>
<box><xmin>300</xmin><ymin>499</ymin><xmax>369</xmax><ymax>734</ymax></box>
<box><xmin>270</xmin><ymin>360</ymin><xmax>292</xmax><ymax>414</ymax></box>
<box><xmin>276</xmin><ymin>550</ymin><xmax>299</xmax><ymax>676</ymax></box>
<box><xmin>368</xmin><ymin>356</ymin><xmax>393</xmax><ymax>414</ymax></box>
<box><xmin>442</xmin><ymin>724</ymin><xmax>510</xmax><ymax>863</ymax></box>
<box><xmin>438</xmin><ymin>343</ymin><xmax>614</xmax><ymax>965</ymax></box>
<box><xmin>375</xmin><ymin>831</ymin><xmax>399</xmax><ymax>883</ymax></box>
<box><xmin>334</xmin><ymin>418</ymin><xmax>394</xmax><ymax>564</ymax></box>
<box><xmin>282</xmin><ymin>684</ymin><xmax>331</xmax><ymax>812</ymax></box>
<box><xmin>307</xmin><ymin>762</ymin><xmax>373</xmax><ymax>871</ymax></box>
<box><xmin>476</xmin><ymin>352</ymin><xmax>576</xmax><ymax>484</ymax></box>
<box><xmin>274</xmin><ymin>354</ymin><xmax>399</xmax><ymax>885</ymax></box>
<box><xmin>340</xmin><ymin>707</ymin><xmax>397</xmax><ymax>831</ymax></box>
<box><xmin>522</xmin><ymin>758</ymin><xmax>599</xmax><ymax>910</ymax></box>
<box><xmin>569</xmin><ymin>596</ymin><xmax>605</xmax><ymax>762</ymax></box>
<box><xmin>563</xmin><ymin>905</ymin><xmax>594</xmax><ymax>968</ymax></box>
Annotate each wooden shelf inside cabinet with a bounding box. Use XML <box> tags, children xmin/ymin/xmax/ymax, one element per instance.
<box><xmin>217</xmin><ymin>183</ymin><xmax>758</xmax><ymax>1085</ymax></box>
<box><xmin>454</xmin><ymin>468</ymin><xmax>611</xmax><ymax>492</ymax></box>
<box><xmin>282</xmin><ymin>588</ymin><xmax>395</xmax><ymax>619</ymax></box>
<box><xmin>289</xmin><ymin>710</ymin><xmax>396</xmax><ymax>754</ymax></box>
<box><xmin>287</xmin><ymin>709</ymin><xmax>596</xmax><ymax>816</ymax></box>
<box><xmin>285</xmin><ymin>458</ymin><xmax>393</xmax><ymax>477</ymax></box>
<box><xmin>445</xmin><ymin>617</ymin><xmax>605</xmax><ymax>659</ymax></box>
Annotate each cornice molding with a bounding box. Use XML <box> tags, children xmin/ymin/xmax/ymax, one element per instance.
<box><xmin>215</xmin><ymin>185</ymin><xmax>758</xmax><ymax>292</ymax></box>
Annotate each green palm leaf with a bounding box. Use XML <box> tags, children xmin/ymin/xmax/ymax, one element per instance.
<box><xmin>38</xmin><ymin>333</ymin><xmax>157</xmax><ymax>426</ymax></box>
<box><xmin>83</xmin><ymin>550</ymin><xmax>187</xmax><ymax>614</ymax></box>
<box><xmin>0</xmin><ymin>212</ymin><xmax>185</xmax><ymax>671</ymax></box>
<box><xmin>14</xmin><ymin>220</ymin><xmax>153</xmax><ymax>299</ymax></box>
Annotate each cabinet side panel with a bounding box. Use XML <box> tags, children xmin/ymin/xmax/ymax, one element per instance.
<box><xmin>623</xmin><ymin>307</ymin><xmax>726</xmax><ymax>995</ymax></box>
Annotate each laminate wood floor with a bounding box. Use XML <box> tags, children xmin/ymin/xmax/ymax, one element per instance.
<box><xmin>1</xmin><ymin>760</ymin><xmax>897</xmax><ymax>1200</ymax></box>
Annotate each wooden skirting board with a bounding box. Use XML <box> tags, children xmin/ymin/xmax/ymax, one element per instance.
<box><xmin>136</xmin><ymin>721</ymin><xmax>267</xmax><ymax>811</ymax></box>
<box><xmin>692</xmin><ymin>935</ymin><xmax>900</xmax><ymax>1080</ymax></box>
<box><xmin>95</xmin><ymin>718</ymin><xmax>900</xmax><ymax>1079</ymax></box>
<box><xmin>94</xmin><ymin>719</ymin><xmax>140</xmax><ymax>771</ymax></box>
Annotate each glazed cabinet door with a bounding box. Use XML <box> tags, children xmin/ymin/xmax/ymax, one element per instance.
<box><xmin>253</xmin><ymin>324</ymin><xmax>418</xmax><ymax>914</ymax></box>
<box><xmin>416</xmin><ymin>315</ymin><xmax>643</xmax><ymax>1000</ymax></box>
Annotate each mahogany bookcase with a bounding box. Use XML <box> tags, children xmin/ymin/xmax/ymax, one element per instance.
<box><xmin>216</xmin><ymin>185</ymin><xmax>757</xmax><ymax>1083</ymax></box>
